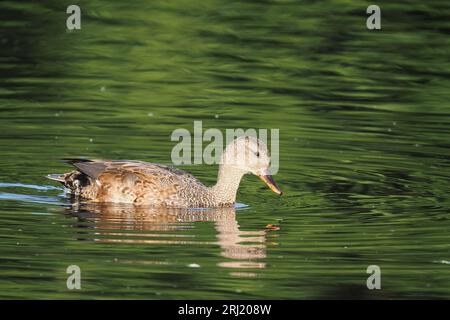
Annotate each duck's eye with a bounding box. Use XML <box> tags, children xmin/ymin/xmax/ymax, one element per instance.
<box><xmin>255</xmin><ymin>151</ymin><xmax>260</xmax><ymax>157</ymax></box>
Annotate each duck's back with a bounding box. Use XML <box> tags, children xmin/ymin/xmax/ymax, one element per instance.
<box><xmin>52</xmin><ymin>159</ymin><xmax>213</xmax><ymax>207</ymax></box>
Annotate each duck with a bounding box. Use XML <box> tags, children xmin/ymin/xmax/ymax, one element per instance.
<box><xmin>47</xmin><ymin>136</ymin><xmax>282</xmax><ymax>208</ymax></box>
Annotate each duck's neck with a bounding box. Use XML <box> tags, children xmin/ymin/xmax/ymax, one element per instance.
<box><xmin>210</xmin><ymin>164</ymin><xmax>246</xmax><ymax>205</ymax></box>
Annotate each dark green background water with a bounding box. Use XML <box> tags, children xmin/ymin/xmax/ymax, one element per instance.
<box><xmin>0</xmin><ymin>0</ymin><xmax>449</xmax><ymax>299</ymax></box>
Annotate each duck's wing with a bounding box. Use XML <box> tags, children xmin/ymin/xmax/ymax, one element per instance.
<box><xmin>63</xmin><ymin>158</ymin><xmax>108</xmax><ymax>180</ymax></box>
<box><xmin>64</xmin><ymin>158</ymin><xmax>203</xmax><ymax>187</ymax></box>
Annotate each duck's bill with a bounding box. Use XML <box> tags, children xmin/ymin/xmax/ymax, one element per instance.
<box><xmin>258</xmin><ymin>174</ymin><xmax>283</xmax><ymax>195</ymax></box>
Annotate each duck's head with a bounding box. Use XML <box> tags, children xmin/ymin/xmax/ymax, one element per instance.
<box><xmin>222</xmin><ymin>136</ymin><xmax>282</xmax><ymax>195</ymax></box>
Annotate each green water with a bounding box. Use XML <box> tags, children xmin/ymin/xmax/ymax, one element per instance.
<box><xmin>0</xmin><ymin>0</ymin><xmax>449</xmax><ymax>299</ymax></box>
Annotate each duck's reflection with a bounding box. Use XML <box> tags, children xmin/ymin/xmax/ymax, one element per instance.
<box><xmin>68</xmin><ymin>204</ymin><xmax>272</xmax><ymax>273</ymax></box>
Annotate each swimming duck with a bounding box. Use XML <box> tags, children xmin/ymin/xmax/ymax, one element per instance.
<box><xmin>47</xmin><ymin>136</ymin><xmax>282</xmax><ymax>208</ymax></box>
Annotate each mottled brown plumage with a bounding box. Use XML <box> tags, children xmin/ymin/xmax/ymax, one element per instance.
<box><xmin>47</xmin><ymin>136</ymin><xmax>282</xmax><ymax>208</ymax></box>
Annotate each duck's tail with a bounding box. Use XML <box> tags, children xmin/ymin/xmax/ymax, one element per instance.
<box><xmin>46</xmin><ymin>170</ymin><xmax>93</xmax><ymax>197</ymax></box>
<box><xmin>46</xmin><ymin>173</ymin><xmax>67</xmax><ymax>184</ymax></box>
